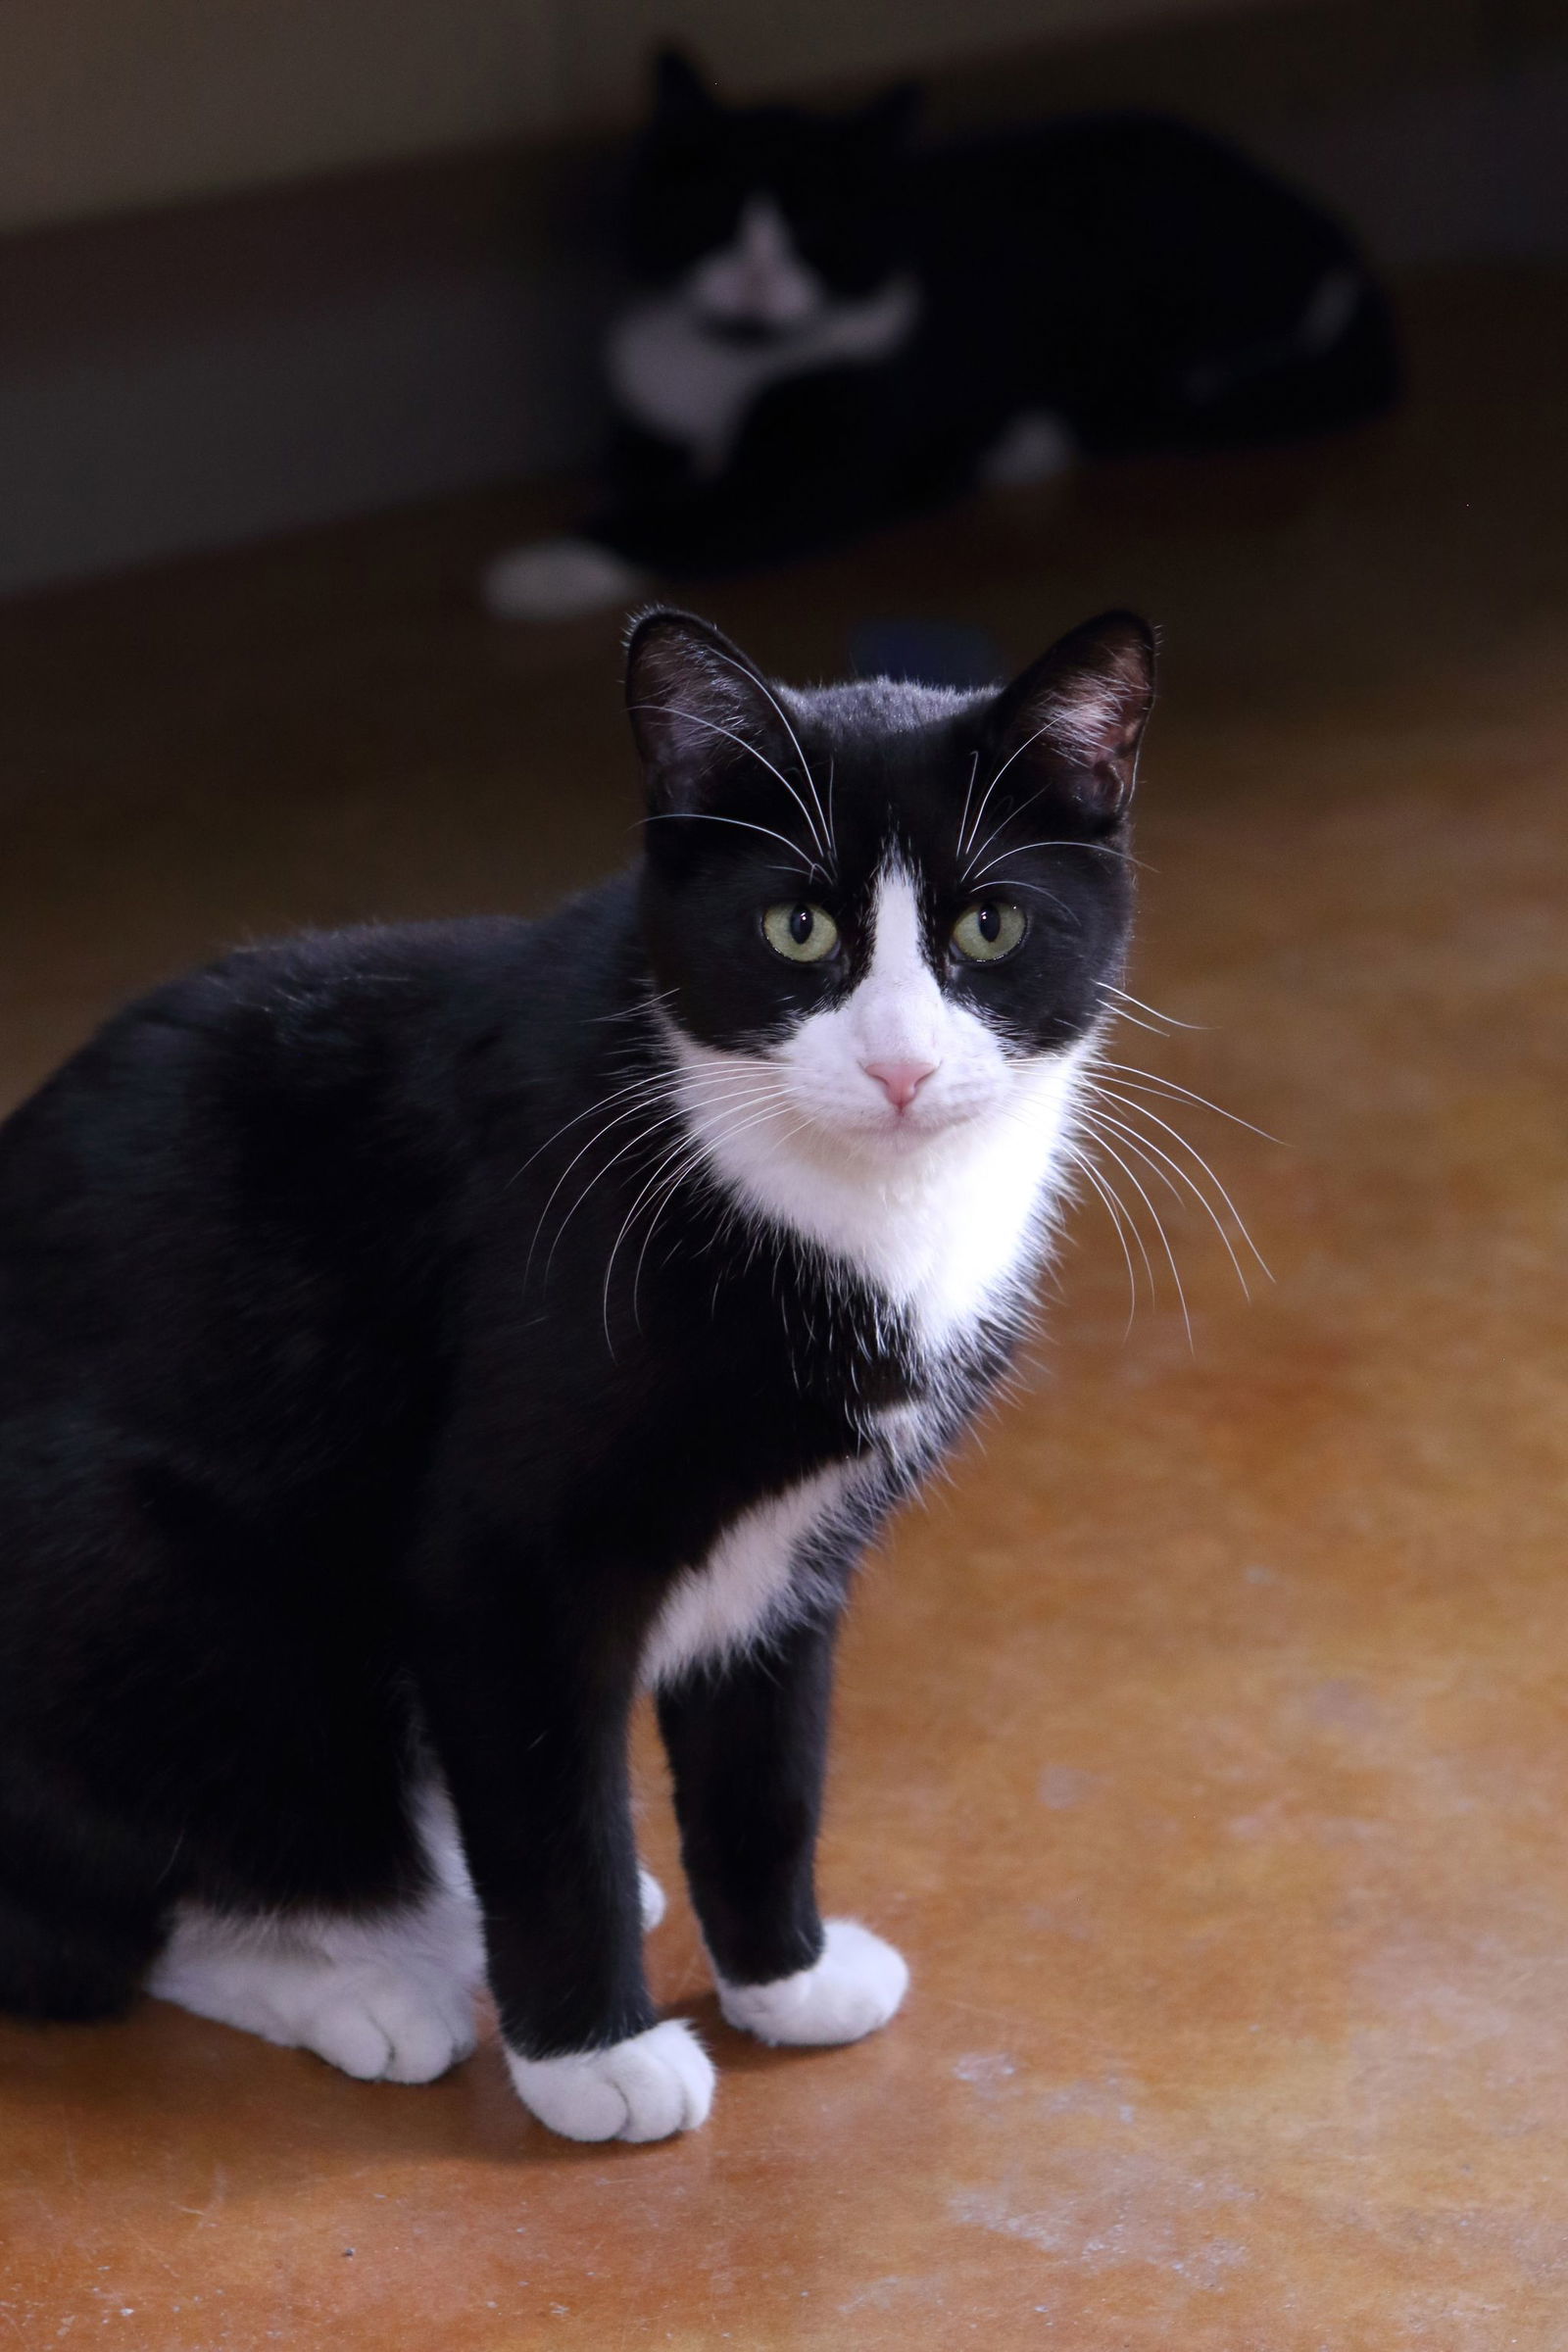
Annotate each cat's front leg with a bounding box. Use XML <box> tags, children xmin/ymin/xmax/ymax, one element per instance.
<box><xmin>414</xmin><ymin>1577</ymin><xmax>712</xmax><ymax>2144</ymax></box>
<box><xmin>657</xmin><ymin>1610</ymin><xmax>908</xmax><ymax>2048</ymax></box>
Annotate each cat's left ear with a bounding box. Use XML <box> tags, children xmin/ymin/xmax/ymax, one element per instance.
<box><xmin>651</xmin><ymin>47</ymin><xmax>713</xmax><ymax>121</ymax></box>
<box><xmin>986</xmin><ymin>612</ymin><xmax>1157</xmax><ymax>826</ymax></box>
<box><xmin>625</xmin><ymin>608</ymin><xmax>790</xmax><ymax>814</ymax></box>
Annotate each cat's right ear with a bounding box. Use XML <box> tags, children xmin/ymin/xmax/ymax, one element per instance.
<box><xmin>986</xmin><ymin>612</ymin><xmax>1156</xmax><ymax>827</ymax></box>
<box><xmin>625</xmin><ymin>609</ymin><xmax>783</xmax><ymax>815</ymax></box>
<box><xmin>651</xmin><ymin>48</ymin><xmax>712</xmax><ymax>121</ymax></box>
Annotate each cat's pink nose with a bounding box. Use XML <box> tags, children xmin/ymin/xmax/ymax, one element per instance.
<box><xmin>862</xmin><ymin>1058</ymin><xmax>939</xmax><ymax>1111</ymax></box>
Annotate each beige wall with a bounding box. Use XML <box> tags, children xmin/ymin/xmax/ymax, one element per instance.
<box><xmin>1</xmin><ymin>0</ymin><xmax>559</xmax><ymax>235</ymax></box>
<box><xmin>1</xmin><ymin>0</ymin><xmax>1297</xmax><ymax>236</ymax></box>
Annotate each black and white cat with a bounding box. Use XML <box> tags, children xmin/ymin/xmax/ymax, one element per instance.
<box><xmin>0</xmin><ymin>607</ymin><xmax>1152</xmax><ymax>2141</ymax></box>
<box><xmin>484</xmin><ymin>51</ymin><xmax>1397</xmax><ymax>618</ymax></box>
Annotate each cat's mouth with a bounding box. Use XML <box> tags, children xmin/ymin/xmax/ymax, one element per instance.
<box><xmin>791</xmin><ymin>1087</ymin><xmax>990</xmax><ymax>1158</ymax></box>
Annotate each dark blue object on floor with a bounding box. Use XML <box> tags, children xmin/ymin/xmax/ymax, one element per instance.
<box><xmin>849</xmin><ymin>619</ymin><xmax>1005</xmax><ymax>691</ymax></box>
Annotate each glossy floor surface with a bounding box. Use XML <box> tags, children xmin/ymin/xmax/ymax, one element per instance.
<box><xmin>2</xmin><ymin>269</ymin><xmax>1567</xmax><ymax>2348</ymax></box>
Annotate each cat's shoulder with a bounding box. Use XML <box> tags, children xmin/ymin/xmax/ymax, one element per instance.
<box><xmin>15</xmin><ymin>881</ymin><xmax>642</xmax><ymax>1161</ymax></box>
<box><xmin>115</xmin><ymin>877</ymin><xmax>639</xmax><ymax>1052</ymax></box>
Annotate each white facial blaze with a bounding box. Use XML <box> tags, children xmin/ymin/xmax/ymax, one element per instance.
<box><xmin>834</xmin><ymin>867</ymin><xmax>946</xmax><ymax>1074</ymax></box>
<box><xmin>668</xmin><ymin>868</ymin><xmax>1094</xmax><ymax>1351</ymax></box>
<box><xmin>689</xmin><ymin>197</ymin><xmax>824</xmax><ymax>331</ymax></box>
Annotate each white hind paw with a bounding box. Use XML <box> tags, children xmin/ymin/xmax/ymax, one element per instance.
<box><xmin>303</xmin><ymin>1967</ymin><xmax>479</xmax><ymax>2083</ymax></box>
<box><xmin>480</xmin><ymin>536</ymin><xmax>647</xmax><ymax>621</ymax></box>
<box><xmin>717</xmin><ymin>1919</ymin><xmax>908</xmax><ymax>2046</ymax></box>
<box><xmin>507</xmin><ymin>2019</ymin><xmax>713</xmax><ymax>2142</ymax></box>
<box><xmin>150</xmin><ymin>1923</ymin><xmax>478</xmax><ymax>2085</ymax></box>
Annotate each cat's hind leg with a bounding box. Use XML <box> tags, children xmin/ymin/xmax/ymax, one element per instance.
<box><xmin>148</xmin><ymin>1788</ymin><xmax>485</xmax><ymax>2084</ymax></box>
<box><xmin>149</xmin><ymin>1898</ymin><xmax>481</xmax><ymax>2083</ymax></box>
<box><xmin>0</xmin><ymin>1874</ymin><xmax>166</xmax><ymax>2024</ymax></box>
<box><xmin>150</xmin><ymin>1790</ymin><xmax>670</xmax><ymax>2085</ymax></box>
<box><xmin>0</xmin><ymin>1793</ymin><xmax>170</xmax><ymax>2024</ymax></box>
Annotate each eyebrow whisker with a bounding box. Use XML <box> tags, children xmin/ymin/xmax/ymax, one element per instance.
<box><xmin>965</xmin><ymin>838</ymin><xmax>1129</xmax><ymax>887</ymax></box>
<box><xmin>954</xmin><ymin>749</ymin><xmax>980</xmax><ymax>866</ymax></box>
<box><xmin>697</xmin><ymin>652</ymin><xmax>834</xmax><ymax>867</ymax></box>
<box><xmin>630</xmin><ymin>700</ymin><xmax>828</xmax><ymax>867</ymax></box>
<box><xmin>643</xmin><ymin>809</ymin><xmax>823</xmax><ymax>879</ymax></box>
<box><xmin>959</xmin><ymin>718</ymin><xmax>1065</xmax><ymax>868</ymax></box>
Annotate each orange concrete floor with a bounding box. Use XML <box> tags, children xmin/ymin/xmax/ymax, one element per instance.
<box><xmin>2</xmin><ymin>267</ymin><xmax>1567</xmax><ymax>2349</ymax></box>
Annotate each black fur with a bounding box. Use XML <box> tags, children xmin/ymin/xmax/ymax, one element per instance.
<box><xmin>0</xmin><ymin>611</ymin><xmax>1150</xmax><ymax>2069</ymax></box>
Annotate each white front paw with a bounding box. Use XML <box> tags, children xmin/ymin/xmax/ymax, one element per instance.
<box><xmin>480</xmin><ymin>536</ymin><xmax>647</xmax><ymax>621</ymax></box>
<box><xmin>506</xmin><ymin>2018</ymin><xmax>714</xmax><ymax>2142</ymax></box>
<box><xmin>718</xmin><ymin>1919</ymin><xmax>908</xmax><ymax>2047</ymax></box>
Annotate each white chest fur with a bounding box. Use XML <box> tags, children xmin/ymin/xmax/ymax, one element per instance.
<box><xmin>642</xmin><ymin>1463</ymin><xmax>858</xmax><ymax>1689</ymax></box>
<box><xmin>697</xmin><ymin>1058</ymin><xmax>1083</xmax><ymax>1353</ymax></box>
<box><xmin>646</xmin><ymin>875</ymin><xmax>1096</xmax><ymax>1683</ymax></box>
<box><xmin>608</xmin><ymin>273</ymin><xmax>920</xmax><ymax>475</ymax></box>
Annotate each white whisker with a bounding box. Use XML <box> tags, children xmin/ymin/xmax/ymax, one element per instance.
<box><xmin>965</xmin><ymin>837</ymin><xmax>1128</xmax><ymax>888</ymax></box>
<box><xmin>1104</xmin><ymin>986</ymin><xmax>1203</xmax><ymax>1030</ymax></box>
<box><xmin>630</xmin><ymin>701</ymin><xmax>827</xmax><ymax>868</ymax></box>
<box><xmin>602</xmin><ymin>1134</ymin><xmax>702</xmax><ymax>1346</ymax></box>
<box><xmin>590</xmin><ymin>984</ymin><xmax>680</xmax><ymax>1026</ymax></box>
<box><xmin>1081</xmin><ymin>1103</ymin><xmax>1254</xmax><ymax>1300</ymax></box>
<box><xmin>1087</xmin><ymin>1087</ymin><xmax>1271</xmax><ymax>1277</ymax></box>
<box><xmin>628</xmin><ymin>1149</ymin><xmax>710</xmax><ymax>1324</ymax></box>
<box><xmin>1095</xmin><ymin>1061</ymin><xmax>1281</xmax><ymax>1144</ymax></box>
<box><xmin>512</xmin><ymin>1068</ymin><xmax>674</xmax><ymax>1186</ymax></box>
<box><xmin>605</xmin><ymin>1086</ymin><xmax>800</xmax><ymax>1341</ymax></box>
<box><xmin>972</xmin><ymin>877</ymin><xmax>1078</xmax><ymax>920</ymax></box>
<box><xmin>954</xmin><ymin>749</ymin><xmax>980</xmax><ymax>866</ymax></box>
<box><xmin>528</xmin><ymin>1065</ymin><xmax>786</xmax><ymax>1282</ymax></box>
<box><xmin>959</xmin><ymin>717</ymin><xmax>1062</xmax><ymax>865</ymax></box>
<box><xmin>960</xmin><ymin>779</ymin><xmax>1055</xmax><ymax>877</ymax></box>
<box><xmin>643</xmin><ymin>809</ymin><xmax>821</xmax><ymax>878</ymax></box>
<box><xmin>699</xmin><ymin>651</ymin><xmax>833</xmax><ymax>865</ymax></box>
<box><xmin>1077</xmin><ymin>1124</ymin><xmax>1194</xmax><ymax>1350</ymax></box>
<box><xmin>1060</xmin><ymin>1142</ymin><xmax>1147</xmax><ymax>1335</ymax></box>
<box><xmin>534</xmin><ymin>1102</ymin><xmax>684</xmax><ymax>1284</ymax></box>
<box><xmin>1100</xmin><ymin>995</ymin><xmax>1169</xmax><ymax>1037</ymax></box>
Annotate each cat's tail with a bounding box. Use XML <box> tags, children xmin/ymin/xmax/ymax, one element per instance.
<box><xmin>481</xmin><ymin>536</ymin><xmax>650</xmax><ymax>622</ymax></box>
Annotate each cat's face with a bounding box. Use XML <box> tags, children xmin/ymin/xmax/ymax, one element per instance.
<box><xmin>625</xmin><ymin>49</ymin><xmax>915</xmax><ymax>320</ymax></box>
<box><xmin>629</xmin><ymin>611</ymin><xmax>1153</xmax><ymax>1179</ymax></box>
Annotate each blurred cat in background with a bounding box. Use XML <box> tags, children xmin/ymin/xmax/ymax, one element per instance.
<box><xmin>485</xmin><ymin>50</ymin><xmax>1397</xmax><ymax>619</ymax></box>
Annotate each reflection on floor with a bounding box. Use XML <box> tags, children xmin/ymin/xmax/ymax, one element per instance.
<box><xmin>2</xmin><ymin>267</ymin><xmax>1566</xmax><ymax>2349</ymax></box>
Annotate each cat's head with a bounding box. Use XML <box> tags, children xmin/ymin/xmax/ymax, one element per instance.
<box><xmin>624</xmin><ymin>49</ymin><xmax>918</xmax><ymax>334</ymax></box>
<box><xmin>628</xmin><ymin>610</ymin><xmax>1154</xmax><ymax>1185</ymax></box>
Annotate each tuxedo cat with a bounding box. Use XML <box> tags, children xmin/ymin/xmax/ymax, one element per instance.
<box><xmin>484</xmin><ymin>50</ymin><xmax>1396</xmax><ymax>618</ymax></box>
<box><xmin>0</xmin><ymin>607</ymin><xmax>1152</xmax><ymax>2141</ymax></box>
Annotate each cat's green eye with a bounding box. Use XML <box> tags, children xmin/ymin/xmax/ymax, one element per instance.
<box><xmin>762</xmin><ymin>902</ymin><xmax>840</xmax><ymax>964</ymax></box>
<box><xmin>952</xmin><ymin>899</ymin><xmax>1027</xmax><ymax>964</ymax></box>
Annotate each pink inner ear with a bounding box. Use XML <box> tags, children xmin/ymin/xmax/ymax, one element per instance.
<box><xmin>1043</xmin><ymin>676</ymin><xmax>1135</xmax><ymax>767</ymax></box>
